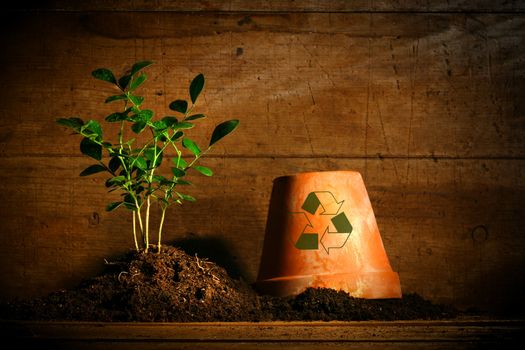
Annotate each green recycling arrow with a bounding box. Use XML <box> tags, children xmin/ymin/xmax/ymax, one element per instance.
<box><xmin>320</xmin><ymin>212</ymin><xmax>353</xmax><ymax>254</ymax></box>
<box><xmin>292</xmin><ymin>191</ymin><xmax>353</xmax><ymax>254</ymax></box>
<box><xmin>301</xmin><ymin>191</ymin><xmax>343</xmax><ymax>215</ymax></box>
<box><xmin>290</xmin><ymin>212</ymin><xmax>318</xmax><ymax>250</ymax></box>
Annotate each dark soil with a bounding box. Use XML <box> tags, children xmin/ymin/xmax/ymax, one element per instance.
<box><xmin>0</xmin><ymin>246</ymin><xmax>457</xmax><ymax>322</ymax></box>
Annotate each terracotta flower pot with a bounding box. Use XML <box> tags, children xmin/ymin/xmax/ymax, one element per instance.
<box><xmin>255</xmin><ymin>171</ymin><xmax>401</xmax><ymax>299</ymax></box>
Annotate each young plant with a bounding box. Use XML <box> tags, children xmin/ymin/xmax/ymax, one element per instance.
<box><xmin>57</xmin><ymin>61</ymin><xmax>239</xmax><ymax>253</ymax></box>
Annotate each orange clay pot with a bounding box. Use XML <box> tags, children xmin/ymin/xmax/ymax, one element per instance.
<box><xmin>255</xmin><ymin>171</ymin><xmax>402</xmax><ymax>299</ymax></box>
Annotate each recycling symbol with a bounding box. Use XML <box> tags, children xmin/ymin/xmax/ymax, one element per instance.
<box><xmin>291</xmin><ymin>191</ymin><xmax>353</xmax><ymax>254</ymax></box>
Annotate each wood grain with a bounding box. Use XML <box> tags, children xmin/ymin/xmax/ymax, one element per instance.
<box><xmin>0</xmin><ymin>13</ymin><xmax>523</xmax><ymax>158</ymax></box>
<box><xmin>0</xmin><ymin>5</ymin><xmax>524</xmax><ymax>315</ymax></box>
<box><xmin>2</xmin><ymin>320</ymin><xmax>523</xmax><ymax>350</ymax></box>
<box><xmin>0</xmin><ymin>156</ymin><xmax>523</xmax><ymax>314</ymax></box>
<box><xmin>7</xmin><ymin>1</ymin><xmax>525</xmax><ymax>12</ymax></box>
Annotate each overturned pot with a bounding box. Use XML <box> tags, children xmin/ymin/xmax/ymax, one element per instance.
<box><xmin>255</xmin><ymin>171</ymin><xmax>402</xmax><ymax>299</ymax></box>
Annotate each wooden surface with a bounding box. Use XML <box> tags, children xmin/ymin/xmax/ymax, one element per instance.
<box><xmin>2</xmin><ymin>319</ymin><xmax>524</xmax><ymax>349</ymax></box>
<box><xmin>6</xmin><ymin>1</ymin><xmax>525</xmax><ymax>12</ymax></box>
<box><xmin>0</xmin><ymin>2</ymin><xmax>524</xmax><ymax>315</ymax></box>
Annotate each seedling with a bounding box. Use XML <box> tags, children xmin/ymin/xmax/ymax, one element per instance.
<box><xmin>57</xmin><ymin>61</ymin><xmax>239</xmax><ymax>253</ymax></box>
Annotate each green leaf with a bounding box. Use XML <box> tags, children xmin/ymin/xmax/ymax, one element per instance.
<box><xmin>190</xmin><ymin>73</ymin><xmax>205</xmax><ymax>104</ymax></box>
<box><xmin>172</xmin><ymin>122</ymin><xmax>194</xmax><ymax>130</ymax></box>
<box><xmin>182</xmin><ymin>137</ymin><xmax>201</xmax><ymax>156</ymax></box>
<box><xmin>128</xmin><ymin>95</ymin><xmax>144</xmax><ymax>106</ymax></box>
<box><xmin>153</xmin><ymin>120</ymin><xmax>167</xmax><ymax>131</ymax></box>
<box><xmin>108</xmin><ymin>156</ymin><xmax>121</xmax><ymax>173</ymax></box>
<box><xmin>155</xmin><ymin>152</ymin><xmax>164</xmax><ymax>167</ymax></box>
<box><xmin>130</xmin><ymin>110</ymin><xmax>153</xmax><ymax>124</ymax></box>
<box><xmin>135</xmin><ymin>167</ymin><xmax>146</xmax><ymax>178</ymax></box>
<box><xmin>131</xmin><ymin>60</ymin><xmax>153</xmax><ymax>76</ymax></box>
<box><xmin>161</xmin><ymin>116</ymin><xmax>178</xmax><ymax>127</ymax></box>
<box><xmin>169</xmin><ymin>100</ymin><xmax>188</xmax><ymax>114</ymax></box>
<box><xmin>84</xmin><ymin>120</ymin><xmax>102</xmax><ymax>140</ymax></box>
<box><xmin>154</xmin><ymin>131</ymin><xmax>169</xmax><ymax>142</ymax></box>
<box><xmin>185</xmin><ymin>113</ymin><xmax>206</xmax><ymax>121</ymax></box>
<box><xmin>171</xmin><ymin>167</ymin><xmax>186</xmax><ymax>178</ymax></box>
<box><xmin>138</xmin><ymin>109</ymin><xmax>153</xmax><ymax>121</ymax></box>
<box><xmin>177</xmin><ymin>192</ymin><xmax>196</xmax><ymax>202</ymax></box>
<box><xmin>80</xmin><ymin>137</ymin><xmax>102</xmax><ymax>160</ymax></box>
<box><xmin>173</xmin><ymin>157</ymin><xmax>188</xmax><ymax>169</ymax></box>
<box><xmin>144</xmin><ymin>146</ymin><xmax>163</xmax><ymax>168</ymax></box>
<box><xmin>144</xmin><ymin>147</ymin><xmax>157</xmax><ymax>162</ymax></box>
<box><xmin>209</xmin><ymin>119</ymin><xmax>239</xmax><ymax>146</ymax></box>
<box><xmin>105</xmin><ymin>94</ymin><xmax>127</xmax><ymax>103</ymax></box>
<box><xmin>172</xmin><ymin>131</ymin><xmax>184</xmax><ymax>141</ymax></box>
<box><xmin>131</xmin><ymin>121</ymin><xmax>147</xmax><ymax>134</ymax></box>
<box><xmin>176</xmin><ymin>179</ymin><xmax>192</xmax><ymax>185</ymax></box>
<box><xmin>106</xmin><ymin>201</ymin><xmax>123</xmax><ymax>212</ymax></box>
<box><xmin>117</xmin><ymin>61</ymin><xmax>153</xmax><ymax>90</ymax></box>
<box><xmin>133</xmin><ymin>156</ymin><xmax>147</xmax><ymax>170</ymax></box>
<box><xmin>152</xmin><ymin>175</ymin><xmax>168</xmax><ymax>183</ymax></box>
<box><xmin>56</xmin><ymin>117</ymin><xmax>84</xmax><ymax>131</ymax></box>
<box><xmin>92</xmin><ymin>68</ymin><xmax>117</xmax><ymax>84</ymax></box>
<box><xmin>107</xmin><ymin>175</ymin><xmax>126</xmax><ymax>187</ymax></box>
<box><xmin>124</xmin><ymin>193</ymin><xmax>137</xmax><ymax>209</ymax></box>
<box><xmin>129</xmin><ymin>73</ymin><xmax>147</xmax><ymax>91</ymax></box>
<box><xmin>193</xmin><ymin>165</ymin><xmax>213</xmax><ymax>176</ymax></box>
<box><xmin>105</xmin><ymin>112</ymin><xmax>128</xmax><ymax>122</ymax></box>
<box><xmin>135</xmin><ymin>185</ymin><xmax>145</xmax><ymax>195</ymax></box>
<box><xmin>80</xmin><ymin>164</ymin><xmax>106</xmax><ymax>176</ymax></box>
<box><xmin>118</xmin><ymin>74</ymin><xmax>131</xmax><ymax>90</ymax></box>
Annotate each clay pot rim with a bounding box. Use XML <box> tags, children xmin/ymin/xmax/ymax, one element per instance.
<box><xmin>273</xmin><ymin>170</ymin><xmax>362</xmax><ymax>182</ymax></box>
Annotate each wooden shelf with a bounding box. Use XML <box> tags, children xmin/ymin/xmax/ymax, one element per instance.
<box><xmin>2</xmin><ymin>318</ymin><xmax>524</xmax><ymax>349</ymax></box>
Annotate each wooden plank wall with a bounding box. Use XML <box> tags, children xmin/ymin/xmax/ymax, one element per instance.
<box><xmin>0</xmin><ymin>1</ymin><xmax>524</xmax><ymax>315</ymax></box>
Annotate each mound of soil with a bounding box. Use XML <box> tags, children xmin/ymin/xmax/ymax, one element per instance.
<box><xmin>1</xmin><ymin>246</ymin><xmax>457</xmax><ymax>322</ymax></box>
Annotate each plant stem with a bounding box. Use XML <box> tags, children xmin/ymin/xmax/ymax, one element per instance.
<box><xmin>129</xmin><ymin>136</ymin><xmax>157</xmax><ymax>168</ymax></box>
<box><xmin>158</xmin><ymin>206</ymin><xmax>167</xmax><ymax>253</ymax></box>
<box><xmin>116</xmin><ymin>109</ymin><xmax>129</xmax><ymax>173</ymax></box>
<box><xmin>176</xmin><ymin>149</ymin><xmax>182</xmax><ymax>167</ymax></box>
<box><xmin>132</xmin><ymin>211</ymin><xmax>140</xmax><ymax>251</ymax></box>
<box><xmin>132</xmin><ymin>196</ymin><xmax>145</xmax><ymax>246</ymax></box>
<box><xmin>186</xmin><ymin>147</ymin><xmax>211</xmax><ymax>169</ymax></box>
<box><xmin>144</xmin><ymin>142</ymin><xmax>160</xmax><ymax>252</ymax></box>
<box><xmin>119</xmin><ymin>121</ymin><xmax>124</xmax><ymax>148</ymax></box>
<box><xmin>145</xmin><ymin>196</ymin><xmax>150</xmax><ymax>252</ymax></box>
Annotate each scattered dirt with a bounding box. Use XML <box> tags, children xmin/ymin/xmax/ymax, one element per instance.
<box><xmin>0</xmin><ymin>246</ymin><xmax>457</xmax><ymax>322</ymax></box>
